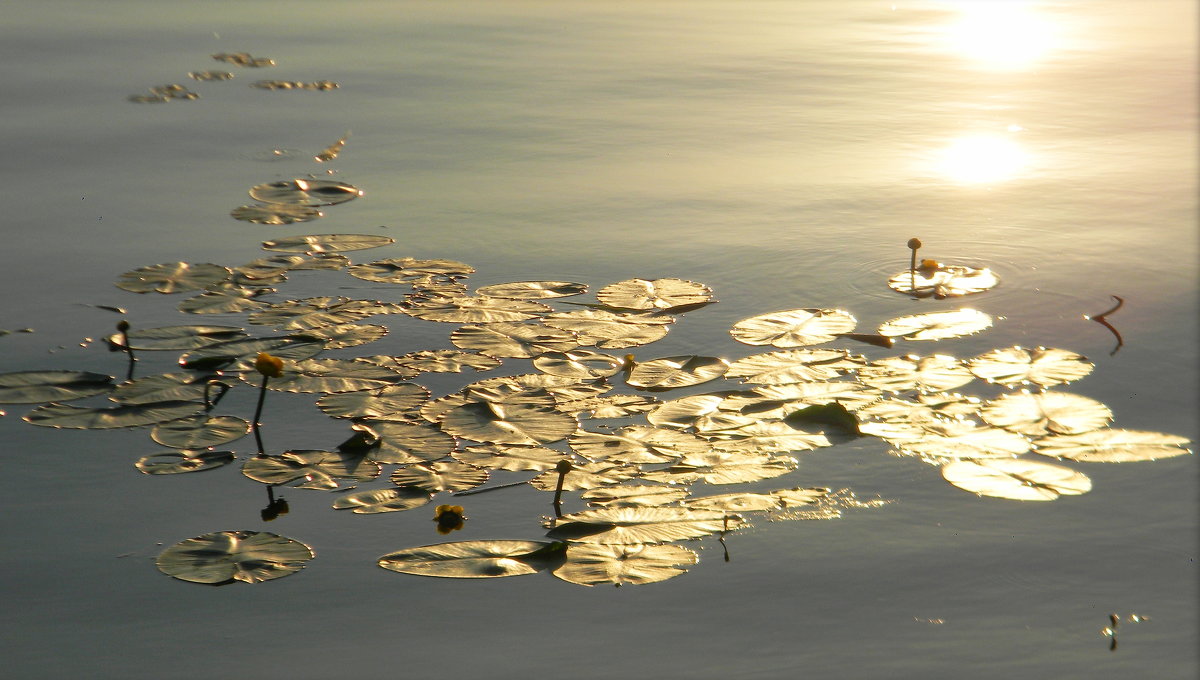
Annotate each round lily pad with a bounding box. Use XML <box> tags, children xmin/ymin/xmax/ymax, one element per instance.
<box><xmin>0</xmin><ymin>370</ymin><xmax>114</xmax><ymax>404</ymax></box>
<box><xmin>135</xmin><ymin>450</ymin><xmax>237</xmax><ymax>475</ymax></box>
<box><xmin>248</xmin><ymin>179</ymin><xmax>363</xmax><ymax>206</ymax></box>
<box><xmin>156</xmin><ymin>530</ymin><xmax>314</xmax><ymax>584</ymax></box>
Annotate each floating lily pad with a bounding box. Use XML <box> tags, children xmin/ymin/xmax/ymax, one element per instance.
<box><xmin>682</xmin><ymin>487</ymin><xmax>829</xmax><ymax>512</ymax></box>
<box><xmin>378</xmin><ymin>540</ymin><xmax>556</xmax><ymax>578</ymax></box>
<box><xmin>0</xmin><ymin>370</ymin><xmax>114</xmax><ymax>404</ymax></box>
<box><xmin>877</xmin><ymin>309</ymin><xmax>992</xmax><ymax>341</ymax></box>
<box><xmin>450</xmin><ymin>322</ymin><xmax>578</xmax><ymax>357</ymax></box>
<box><xmin>106</xmin><ymin>325</ymin><xmax>246</xmax><ymax>351</ymax></box>
<box><xmin>856</xmin><ymin>354</ymin><xmax>974</xmax><ymax>393</ymax></box>
<box><xmin>941</xmin><ymin>459</ymin><xmax>1092</xmax><ymax>501</ymax></box>
<box><xmin>570</xmin><ymin>426</ymin><xmax>709</xmax><ymax>464</ymax></box>
<box><xmin>178</xmin><ymin>287</ymin><xmax>272</xmax><ymax>315</ymax></box>
<box><xmin>355</xmin><ymin>420</ymin><xmax>457</xmax><ymax>464</ymax></box>
<box><xmin>248</xmin><ymin>179</ymin><xmax>362</xmax><ymax>206</ymax></box>
<box><xmin>968</xmin><ymin>347</ymin><xmax>1094</xmax><ymax>387</ymax></box>
<box><xmin>542</xmin><ymin>309</ymin><xmax>672</xmax><ymax>349</ymax></box>
<box><xmin>726</xmin><ymin>349</ymin><xmax>864</xmax><ymax>385</ymax></box>
<box><xmin>250</xmin><ymin>80</ymin><xmax>339</xmax><ymax>91</ymax></box>
<box><xmin>242</xmin><ymin>450</ymin><xmax>381</xmax><ymax>489</ymax></box>
<box><xmin>109</xmin><ymin>373</ymin><xmax>222</xmax><ymax>405</ymax></box>
<box><xmin>581</xmin><ymin>485</ymin><xmax>691</xmax><ymax>508</ymax></box>
<box><xmin>390</xmin><ymin>461</ymin><xmax>489</xmax><ymax>493</ymax></box>
<box><xmin>24</xmin><ymin>400</ymin><xmax>204</xmax><ymax>429</ymax></box>
<box><xmin>241</xmin><ymin>357</ymin><xmax>408</xmax><ymax>393</ymax></box>
<box><xmin>156</xmin><ymin>530</ymin><xmax>314</xmax><ymax>585</ymax></box>
<box><xmin>888</xmin><ymin>264</ymin><xmax>999</xmax><ymax>298</ymax></box>
<box><xmin>595</xmin><ymin>278</ymin><xmax>714</xmax><ymax>311</ymax></box>
<box><xmin>856</xmin><ymin>392</ymin><xmax>981</xmax><ymax>425</ymax></box>
<box><xmin>529</xmin><ymin>461</ymin><xmax>640</xmax><ymax>491</ymax></box>
<box><xmin>136</xmin><ymin>450</ymin><xmax>237</xmax><ymax>475</ymax></box>
<box><xmin>546</xmin><ymin>507</ymin><xmax>745</xmax><ymax>544</ymax></box>
<box><xmin>212</xmin><ymin>52</ymin><xmax>275</xmax><ymax>67</ymax></box>
<box><xmin>452</xmin><ymin>444</ymin><xmax>571</xmax><ymax>471</ymax></box>
<box><xmin>626</xmin><ymin>355</ymin><xmax>730</xmax><ymax>391</ymax></box>
<box><xmin>317</xmin><ymin>383</ymin><xmax>430</xmax><ymax>421</ymax></box>
<box><xmin>640</xmin><ymin>450</ymin><xmax>799</xmax><ymax>484</ymax></box>
<box><xmin>477</xmin><ymin>281</ymin><xmax>588</xmax><ymax>300</ymax></box>
<box><xmin>188</xmin><ymin>70</ymin><xmax>234</xmax><ymax>81</ymax></box>
<box><xmin>179</xmin><ymin>334</ymin><xmax>326</xmax><ymax>371</ymax></box>
<box><xmin>348</xmin><ymin>258</ymin><xmax>475</xmax><ymax>285</ymax></box>
<box><xmin>646</xmin><ymin>391</ymin><xmax>757</xmax><ymax>432</ymax></box>
<box><xmin>438</xmin><ymin>394</ymin><xmax>578</xmax><ymax>446</ymax></box>
<box><xmin>980</xmin><ymin>391</ymin><xmax>1112</xmax><ymax>436</ymax></box>
<box><xmin>231</xmin><ymin>204</ymin><xmax>324</xmax><ymax>225</ymax></box>
<box><xmin>895</xmin><ymin>421</ymin><xmax>1031</xmax><ymax>460</ymax></box>
<box><xmin>720</xmin><ymin>382</ymin><xmax>879</xmax><ymax>419</ymax></box>
<box><xmin>262</xmin><ymin>234</ymin><xmax>395</xmax><ymax>253</ymax></box>
<box><xmin>552</xmin><ymin>543</ymin><xmax>698</xmax><ymax>587</ymax></box>
<box><xmin>1032</xmin><ymin>429</ymin><xmax>1192</xmax><ymax>462</ymax></box>
<box><xmin>332</xmin><ymin>487</ymin><xmax>433</xmax><ymax>514</ymax></box>
<box><xmin>150</xmin><ymin>414</ymin><xmax>249</xmax><ymax>448</ymax></box>
<box><xmin>559</xmin><ymin>394</ymin><xmax>661</xmax><ymax>419</ymax></box>
<box><xmin>533</xmin><ymin>350</ymin><xmax>625</xmax><ymax>379</ymax></box>
<box><xmin>387</xmin><ymin>349</ymin><xmax>502</xmax><ymax>373</ymax></box>
<box><xmin>297</xmin><ymin>323</ymin><xmax>387</xmax><ymax>350</ymax></box>
<box><xmin>115</xmin><ymin>262</ymin><xmax>231</xmax><ymax>294</ymax></box>
<box><xmin>248</xmin><ymin>297</ymin><xmax>385</xmax><ymax>331</ymax></box>
<box><xmin>730</xmin><ymin>309</ymin><xmax>857</xmax><ymax>347</ymax></box>
<box><xmin>407</xmin><ymin>298</ymin><xmax>552</xmax><ymax>324</ymax></box>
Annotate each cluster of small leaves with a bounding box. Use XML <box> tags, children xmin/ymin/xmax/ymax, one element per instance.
<box><xmin>3</xmin><ymin>235</ymin><xmax>1191</xmax><ymax>587</ymax></box>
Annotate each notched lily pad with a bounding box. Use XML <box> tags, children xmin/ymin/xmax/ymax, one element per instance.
<box><xmin>968</xmin><ymin>347</ymin><xmax>1094</xmax><ymax>387</ymax></box>
<box><xmin>241</xmin><ymin>357</ymin><xmax>407</xmax><ymax>393</ymax></box>
<box><xmin>542</xmin><ymin>309</ymin><xmax>672</xmax><ymax>349</ymax></box>
<box><xmin>477</xmin><ymin>281</ymin><xmax>588</xmax><ymax>300</ymax></box>
<box><xmin>1032</xmin><ymin>429</ymin><xmax>1192</xmax><ymax>463</ymax></box>
<box><xmin>332</xmin><ymin>487</ymin><xmax>433</xmax><ymax>514</ymax></box>
<box><xmin>581</xmin><ymin>484</ymin><xmax>691</xmax><ymax>508</ymax></box>
<box><xmin>231</xmin><ymin>204</ymin><xmax>324</xmax><ymax>225</ymax></box>
<box><xmin>179</xmin><ymin>334</ymin><xmax>326</xmax><ymax>371</ymax></box>
<box><xmin>23</xmin><ymin>400</ymin><xmax>204</xmax><ymax>429</ymax></box>
<box><xmin>156</xmin><ymin>530</ymin><xmax>313</xmax><ymax>585</ymax></box>
<box><xmin>150</xmin><ymin>414</ymin><xmax>249</xmax><ymax>448</ymax></box>
<box><xmin>570</xmin><ymin>426</ymin><xmax>710</xmax><ymax>464</ymax></box>
<box><xmin>248</xmin><ymin>179</ymin><xmax>362</xmax><ymax>206</ymax></box>
<box><xmin>242</xmin><ymin>450</ymin><xmax>381</xmax><ymax>489</ymax></box>
<box><xmin>534</xmin><ymin>350</ymin><xmax>625</xmax><ymax>379</ymax></box>
<box><xmin>546</xmin><ymin>507</ymin><xmax>746</xmax><ymax>544</ymax></box>
<box><xmin>888</xmin><ymin>263</ymin><xmax>999</xmax><ymax>298</ymax></box>
<box><xmin>450</xmin><ymin>322</ymin><xmax>578</xmax><ymax>357</ymax></box>
<box><xmin>136</xmin><ymin>450</ymin><xmax>237</xmax><ymax>475</ymax></box>
<box><xmin>452</xmin><ymin>444</ymin><xmax>571</xmax><ymax>471</ymax></box>
<box><xmin>730</xmin><ymin>309</ymin><xmax>857</xmax><ymax>347</ymax></box>
<box><xmin>941</xmin><ymin>459</ymin><xmax>1092</xmax><ymax>501</ymax></box>
<box><xmin>980</xmin><ymin>391</ymin><xmax>1112</xmax><ymax>436</ymax></box>
<box><xmin>553</xmin><ymin>543</ymin><xmax>698</xmax><ymax>587</ymax></box>
<box><xmin>105</xmin><ymin>325</ymin><xmax>246</xmax><ymax>351</ymax></box>
<box><xmin>595</xmin><ymin>278</ymin><xmax>714</xmax><ymax>311</ymax></box>
<box><xmin>348</xmin><ymin>258</ymin><xmax>474</xmax><ymax>285</ymax></box>
<box><xmin>388</xmin><ymin>349</ymin><xmax>502</xmax><ymax>373</ymax></box>
<box><xmin>856</xmin><ymin>354</ymin><xmax>974</xmax><ymax>393</ymax></box>
<box><xmin>115</xmin><ymin>262</ymin><xmax>231</xmax><ymax>294</ymax></box>
<box><xmin>407</xmin><ymin>298</ymin><xmax>552</xmax><ymax>324</ymax></box>
<box><xmin>626</xmin><ymin>355</ymin><xmax>730</xmax><ymax>391</ymax></box>
<box><xmin>378</xmin><ymin>540</ymin><xmax>557</xmax><ymax>578</ymax></box>
<box><xmin>262</xmin><ymin>234</ymin><xmax>395</xmax><ymax>253</ymax></box>
<box><xmin>877</xmin><ymin>309</ymin><xmax>992</xmax><ymax>341</ymax></box>
<box><xmin>0</xmin><ymin>370</ymin><xmax>114</xmax><ymax>404</ymax></box>
<box><xmin>317</xmin><ymin>383</ymin><xmax>430</xmax><ymax>421</ymax></box>
<box><xmin>389</xmin><ymin>461</ymin><xmax>489</xmax><ymax>493</ymax></box>
<box><xmin>726</xmin><ymin>349</ymin><xmax>864</xmax><ymax>385</ymax></box>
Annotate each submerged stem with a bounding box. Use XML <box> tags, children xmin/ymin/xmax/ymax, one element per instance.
<box><xmin>252</xmin><ymin>376</ymin><xmax>269</xmax><ymax>455</ymax></box>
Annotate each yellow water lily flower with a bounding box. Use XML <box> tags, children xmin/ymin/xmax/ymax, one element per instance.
<box><xmin>254</xmin><ymin>352</ymin><xmax>284</xmax><ymax>378</ymax></box>
<box><xmin>433</xmin><ymin>504</ymin><xmax>466</xmax><ymax>534</ymax></box>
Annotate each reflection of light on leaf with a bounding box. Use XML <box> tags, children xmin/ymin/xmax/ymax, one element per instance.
<box><xmin>553</xmin><ymin>544</ymin><xmax>698</xmax><ymax>587</ymax></box>
<box><xmin>942</xmin><ymin>459</ymin><xmax>1091</xmax><ymax>501</ymax></box>
<box><xmin>157</xmin><ymin>530</ymin><xmax>313</xmax><ymax>584</ymax></box>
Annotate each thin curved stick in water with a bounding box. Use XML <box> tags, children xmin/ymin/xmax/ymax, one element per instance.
<box><xmin>1084</xmin><ymin>295</ymin><xmax>1124</xmax><ymax>356</ymax></box>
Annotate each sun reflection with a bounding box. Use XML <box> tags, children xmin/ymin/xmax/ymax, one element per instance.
<box><xmin>937</xmin><ymin>134</ymin><xmax>1028</xmax><ymax>184</ymax></box>
<box><xmin>945</xmin><ymin>1</ymin><xmax>1057</xmax><ymax>69</ymax></box>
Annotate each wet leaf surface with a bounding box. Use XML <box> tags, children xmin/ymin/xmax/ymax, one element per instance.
<box><xmin>157</xmin><ymin>530</ymin><xmax>313</xmax><ymax>584</ymax></box>
<box><xmin>941</xmin><ymin>459</ymin><xmax>1092</xmax><ymax>501</ymax></box>
<box><xmin>0</xmin><ymin>370</ymin><xmax>114</xmax><ymax>404</ymax></box>
<box><xmin>730</xmin><ymin>308</ymin><xmax>857</xmax><ymax>347</ymax></box>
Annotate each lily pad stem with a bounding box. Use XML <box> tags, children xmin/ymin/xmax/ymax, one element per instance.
<box><xmin>252</xmin><ymin>376</ymin><xmax>269</xmax><ymax>455</ymax></box>
<box><xmin>907</xmin><ymin>238</ymin><xmax>922</xmax><ymax>294</ymax></box>
<box><xmin>552</xmin><ymin>459</ymin><xmax>573</xmax><ymax>519</ymax></box>
<box><xmin>117</xmin><ymin>320</ymin><xmax>136</xmax><ymax>381</ymax></box>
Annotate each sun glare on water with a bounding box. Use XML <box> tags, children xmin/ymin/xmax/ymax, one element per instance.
<box><xmin>937</xmin><ymin>134</ymin><xmax>1028</xmax><ymax>184</ymax></box>
<box><xmin>944</xmin><ymin>1</ymin><xmax>1057</xmax><ymax>70</ymax></box>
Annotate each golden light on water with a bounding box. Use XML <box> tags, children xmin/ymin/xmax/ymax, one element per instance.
<box><xmin>937</xmin><ymin>134</ymin><xmax>1028</xmax><ymax>184</ymax></box>
<box><xmin>944</xmin><ymin>1</ymin><xmax>1057</xmax><ymax>70</ymax></box>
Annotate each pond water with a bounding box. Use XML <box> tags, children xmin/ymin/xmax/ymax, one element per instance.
<box><xmin>1</xmin><ymin>1</ymin><xmax>1195</xmax><ymax>678</ymax></box>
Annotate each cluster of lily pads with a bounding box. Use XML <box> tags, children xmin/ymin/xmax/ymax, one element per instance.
<box><xmin>127</xmin><ymin>52</ymin><xmax>338</xmax><ymax>104</ymax></box>
<box><xmin>1</xmin><ymin>234</ymin><xmax>1190</xmax><ymax>588</ymax></box>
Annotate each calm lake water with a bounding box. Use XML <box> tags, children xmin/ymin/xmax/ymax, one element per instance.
<box><xmin>1</xmin><ymin>1</ymin><xmax>1195</xmax><ymax>678</ymax></box>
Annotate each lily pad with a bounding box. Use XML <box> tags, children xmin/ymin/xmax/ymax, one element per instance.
<box><xmin>595</xmin><ymin>278</ymin><xmax>714</xmax><ymax>311</ymax></box>
<box><xmin>552</xmin><ymin>543</ymin><xmax>698</xmax><ymax>587</ymax></box>
<box><xmin>23</xmin><ymin>400</ymin><xmax>205</xmax><ymax>429</ymax></box>
<box><xmin>150</xmin><ymin>414</ymin><xmax>250</xmax><ymax>448</ymax></box>
<box><xmin>347</xmin><ymin>258</ymin><xmax>475</xmax><ymax>285</ymax></box>
<box><xmin>640</xmin><ymin>450</ymin><xmax>799</xmax><ymax>484</ymax></box>
<box><xmin>241</xmin><ymin>450</ymin><xmax>381</xmax><ymax>489</ymax></box>
<box><xmin>450</xmin><ymin>322</ymin><xmax>579</xmax><ymax>357</ymax></box>
<box><xmin>378</xmin><ymin>540</ymin><xmax>557</xmax><ymax>578</ymax></box>
<box><xmin>559</xmin><ymin>394</ymin><xmax>661</xmax><ymax>419</ymax></box>
<box><xmin>626</xmin><ymin>355</ymin><xmax>730</xmax><ymax>391</ymax></box>
<box><xmin>178</xmin><ymin>288</ymin><xmax>272</xmax><ymax>315</ymax></box>
<box><xmin>895</xmin><ymin>421</ymin><xmax>1031</xmax><ymax>460</ymax></box>
<box><xmin>110</xmin><ymin>373</ymin><xmax>224</xmax><ymax>405</ymax></box>
<box><xmin>248</xmin><ymin>179</ymin><xmax>362</xmax><ymax>206</ymax></box>
<box><xmin>877</xmin><ymin>309</ymin><xmax>992</xmax><ymax>341</ymax></box>
<box><xmin>0</xmin><ymin>370</ymin><xmax>114</xmax><ymax>404</ymax></box>
<box><xmin>980</xmin><ymin>391</ymin><xmax>1112</xmax><ymax>436</ymax></box>
<box><xmin>941</xmin><ymin>459</ymin><xmax>1092</xmax><ymax>501</ymax></box>
<box><xmin>546</xmin><ymin>507</ymin><xmax>746</xmax><ymax>544</ymax></box>
<box><xmin>968</xmin><ymin>347</ymin><xmax>1094</xmax><ymax>387</ymax></box>
<box><xmin>354</xmin><ymin>420</ymin><xmax>457</xmax><ymax>463</ymax></box>
<box><xmin>105</xmin><ymin>325</ymin><xmax>246</xmax><ymax>351</ymax></box>
<box><xmin>179</xmin><ymin>334</ymin><xmax>326</xmax><ymax>372</ymax></box>
<box><xmin>529</xmin><ymin>461</ymin><xmax>640</xmax><ymax>491</ymax></box>
<box><xmin>720</xmin><ymin>382</ymin><xmax>879</xmax><ymax>419</ymax></box>
<box><xmin>299</xmin><ymin>323</ymin><xmax>388</xmax><ymax>350</ymax></box>
<box><xmin>569</xmin><ymin>426</ymin><xmax>710</xmax><ymax>464</ymax></box>
<box><xmin>726</xmin><ymin>349</ymin><xmax>865</xmax><ymax>385</ymax></box>
<box><xmin>477</xmin><ymin>281</ymin><xmax>588</xmax><ymax>300</ymax></box>
<box><xmin>248</xmin><ymin>297</ymin><xmax>385</xmax><ymax>331</ymax></box>
<box><xmin>887</xmin><ymin>264</ymin><xmax>999</xmax><ymax>298</ymax></box>
<box><xmin>317</xmin><ymin>383</ymin><xmax>430</xmax><ymax>422</ymax></box>
<box><xmin>542</xmin><ymin>309</ymin><xmax>672</xmax><ymax>349</ymax></box>
<box><xmin>390</xmin><ymin>461</ymin><xmax>489</xmax><ymax>493</ymax></box>
<box><xmin>682</xmin><ymin>487</ymin><xmax>829</xmax><ymax>512</ymax></box>
<box><xmin>135</xmin><ymin>450</ymin><xmax>237</xmax><ymax>475</ymax></box>
<box><xmin>156</xmin><ymin>530</ymin><xmax>314</xmax><ymax>584</ymax></box>
<box><xmin>231</xmin><ymin>203</ymin><xmax>324</xmax><ymax>225</ymax></box>
<box><xmin>241</xmin><ymin>357</ymin><xmax>408</xmax><ymax>393</ymax></box>
<box><xmin>262</xmin><ymin>233</ymin><xmax>395</xmax><ymax>253</ymax></box>
<box><xmin>438</xmin><ymin>394</ymin><xmax>578</xmax><ymax>445</ymax></box>
<box><xmin>115</xmin><ymin>262</ymin><xmax>231</xmax><ymax>294</ymax></box>
<box><xmin>388</xmin><ymin>349</ymin><xmax>502</xmax><ymax>373</ymax></box>
<box><xmin>332</xmin><ymin>487</ymin><xmax>433</xmax><ymax>514</ymax></box>
<box><xmin>730</xmin><ymin>309</ymin><xmax>857</xmax><ymax>347</ymax></box>
<box><xmin>581</xmin><ymin>484</ymin><xmax>691</xmax><ymax>508</ymax></box>
<box><xmin>646</xmin><ymin>392</ymin><xmax>758</xmax><ymax>432</ymax></box>
<box><xmin>856</xmin><ymin>354</ymin><xmax>974</xmax><ymax>393</ymax></box>
<box><xmin>452</xmin><ymin>444</ymin><xmax>571</xmax><ymax>471</ymax></box>
<box><xmin>1032</xmin><ymin>429</ymin><xmax>1192</xmax><ymax>462</ymax></box>
<box><xmin>533</xmin><ymin>350</ymin><xmax>625</xmax><ymax>379</ymax></box>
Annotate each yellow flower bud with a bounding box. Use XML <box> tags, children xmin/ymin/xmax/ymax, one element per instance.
<box><xmin>254</xmin><ymin>352</ymin><xmax>284</xmax><ymax>378</ymax></box>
